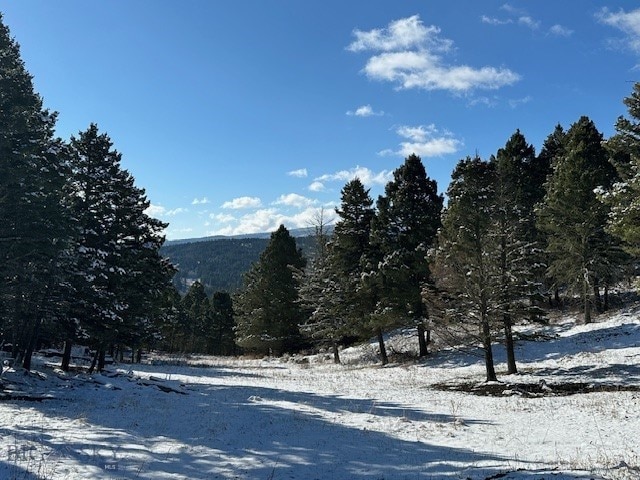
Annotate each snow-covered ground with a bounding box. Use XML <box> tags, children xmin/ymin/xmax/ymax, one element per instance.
<box><xmin>1</xmin><ymin>305</ymin><xmax>639</xmax><ymax>480</ymax></box>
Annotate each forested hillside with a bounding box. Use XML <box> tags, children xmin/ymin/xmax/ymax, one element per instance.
<box><xmin>161</xmin><ymin>235</ymin><xmax>317</xmax><ymax>294</ymax></box>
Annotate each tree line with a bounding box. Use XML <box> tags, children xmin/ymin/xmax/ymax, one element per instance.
<box><xmin>233</xmin><ymin>88</ymin><xmax>640</xmax><ymax>382</ymax></box>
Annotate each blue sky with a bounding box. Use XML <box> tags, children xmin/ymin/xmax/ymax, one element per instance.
<box><xmin>2</xmin><ymin>1</ymin><xmax>640</xmax><ymax>240</ymax></box>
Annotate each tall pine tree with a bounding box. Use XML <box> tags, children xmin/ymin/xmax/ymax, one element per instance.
<box><xmin>368</xmin><ymin>154</ymin><xmax>443</xmax><ymax>360</ymax></box>
<box><xmin>234</xmin><ymin>225</ymin><xmax>306</xmax><ymax>356</ymax></box>
<box><xmin>537</xmin><ymin>116</ymin><xmax>620</xmax><ymax>323</ymax></box>
<box><xmin>0</xmin><ymin>15</ymin><xmax>73</xmax><ymax>370</ymax></box>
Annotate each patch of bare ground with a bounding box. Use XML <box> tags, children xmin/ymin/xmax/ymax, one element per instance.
<box><xmin>434</xmin><ymin>380</ymin><xmax>640</xmax><ymax>397</ymax></box>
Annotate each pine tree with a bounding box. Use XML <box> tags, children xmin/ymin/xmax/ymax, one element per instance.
<box><xmin>181</xmin><ymin>280</ymin><xmax>210</xmax><ymax>352</ymax></box>
<box><xmin>368</xmin><ymin>154</ymin><xmax>443</xmax><ymax>359</ymax></box>
<box><xmin>299</xmin><ymin>208</ymin><xmax>346</xmax><ymax>363</ymax></box>
<box><xmin>537</xmin><ymin>116</ymin><xmax>620</xmax><ymax>323</ymax></box>
<box><xmin>427</xmin><ymin>157</ymin><xmax>500</xmax><ymax>381</ymax></box>
<box><xmin>0</xmin><ymin>14</ymin><xmax>74</xmax><ymax>370</ymax></box>
<box><xmin>602</xmin><ymin>83</ymin><xmax>640</xmax><ymax>260</ymax></box>
<box><xmin>491</xmin><ymin>130</ymin><xmax>542</xmax><ymax>374</ymax></box>
<box><xmin>209</xmin><ymin>291</ymin><xmax>235</xmax><ymax>355</ymax></box>
<box><xmin>234</xmin><ymin>225</ymin><xmax>306</xmax><ymax>356</ymax></box>
<box><xmin>68</xmin><ymin>124</ymin><xmax>173</xmax><ymax>370</ymax></box>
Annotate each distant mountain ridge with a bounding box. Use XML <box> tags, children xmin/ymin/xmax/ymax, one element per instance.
<box><xmin>165</xmin><ymin>226</ymin><xmax>331</xmax><ymax>246</ymax></box>
<box><xmin>161</xmin><ymin>230</ymin><xmax>321</xmax><ymax>294</ymax></box>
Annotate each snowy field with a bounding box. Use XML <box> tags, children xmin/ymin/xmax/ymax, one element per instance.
<box><xmin>1</xmin><ymin>306</ymin><xmax>640</xmax><ymax>480</ymax></box>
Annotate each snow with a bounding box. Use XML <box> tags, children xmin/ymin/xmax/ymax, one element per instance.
<box><xmin>1</xmin><ymin>307</ymin><xmax>640</xmax><ymax>479</ymax></box>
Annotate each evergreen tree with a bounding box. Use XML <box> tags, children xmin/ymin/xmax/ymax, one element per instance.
<box><xmin>427</xmin><ymin>157</ymin><xmax>499</xmax><ymax>381</ymax></box>
<box><xmin>537</xmin><ymin>116</ymin><xmax>620</xmax><ymax>323</ymax></box>
<box><xmin>491</xmin><ymin>130</ymin><xmax>542</xmax><ymax>374</ymax></box>
<box><xmin>68</xmin><ymin>124</ymin><xmax>173</xmax><ymax>370</ymax></box>
<box><xmin>299</xmin><ymin>208</ymin><xmax>346</xmax><ymax>363</ymax></box>
<box><xmin>234</xmin><ymin>225</ymin><xmax>306</xmax><ymax>356</ymax></box>
<box><xmin>181</xmin><ymin>280</ymin><xmax>210</xmax><ymax>352</ymax></box>
<box><xmin>368</xmin><ymin>154</ymin><xmax>443</xmax><ymax>359</ymax></box>
<box><xmin>536</xmin><ymin>125</ymin><xmax>567</xmax><ymax>306</ymax></box>
<box><xmin>0</xmin><ymin>15</ymin><xmax>74</xmax><ymax>370</ymax></box>
<box><xmin>209</xmin><ymin>291</ymin><xmax>235</xmax><ymax>355</ymax></box>
<box><xmin>602</xmin><ymin>83</ymin><xmax>640</xmax><ymax>260</ymax></box>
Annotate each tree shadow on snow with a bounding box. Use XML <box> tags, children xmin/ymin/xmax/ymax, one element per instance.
<box><xmin>0</xmin><ymin>380</ymin><xmax>533</xmax><ymax>480</ymax></box>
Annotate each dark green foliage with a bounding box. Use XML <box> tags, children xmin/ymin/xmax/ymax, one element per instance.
<box><xmin>428</xmin><ymin>157</ymin><xmax>499</xmax><ymax>381</ymax></box>
<box><xmin>209</xmin><ymin>291</ymin><xmax>236</xmax><ymax>355</ymax></box>
<box><xmin>0</xmin><ymin>15</ymin><xmax>74</xmax><ymax>369</ymax></box>
<box><xmin>537</xmin><ymin>116</ymin><xmax>622</xmax><ymax>323</ymax></box>
<box><xmin>67</xmin><ymin>124</ymin><xmax>174</xmax><ymax>368</ymax></box>
<box><xmin>602</xmin><ymin>82</ymin><xmax>640</xmax><ymax>259</ymax></box>
<box><xmin>234</xmin><ymin>225</ymin><xmax>306</xmax><ymax>356</ymax></box>
<box><xmin>368</xmin><ymin>154</ymin><xmax>443</xmax><ymax>358</ymax></box>
<box><xmin>162</xmin><ymin>236</ymin><xmax>317</xmax><ymax>294</ymax></box>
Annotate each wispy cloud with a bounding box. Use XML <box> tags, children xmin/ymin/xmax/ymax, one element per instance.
<box><xmin>144</xmin><ymin>204</ymin><xmax>187</xmax><ymax>217</ymax></box>
<box><xmin>518</xmin><ymin>16</ymin><xmax>540</xmax><ymax>30</ymax></box>
<box><xmin>315</xmin><ymin>166</ymin><xmax>393</xmax><ymax>187</ymax></box>
<box><xmin>191</xmin><ymin>197</ymin><xmax>210</xmax><ymax>205</ymax></box>
<box><xmin>549</xmin><ymin>24</ymin><xmax>574</xmax><ymax>37</ymax></box>
<box><xmin>597</xmin><ymin>7</ymin><xmax>640</xmax><ymax>54</ymax></box>
<box><xmin>211</xmin><ymin>212</ymin><xmax>235</xmax><ymax>223</ymax></box>
<box><xmin>221</xmin><ymin>196</ymin><xmax>262</xmax><ymax>209</ymax></box>
<box><xmin>208</xmin><ymin>206</ymin><xmax>334</xmax><ymax>236</ymax></box>
<box><xmin>485</xmin><ymin>5</ymin><xmax>567</xmax><ymax>36</ymax></box>
<box><xmin>287</xmin><ymin>168</ymin><xmax>308</xmax><ymax>178</ymax></box>
<box><xmin>509</xmin><ymin>95</ymin><xmax>533</xmax><ymax>108</ymax></box>
<box><xmin>481</xmin><ymin>15</ymin><xmax>513</xmax><ymax>26</ymax></box>
<box><xmin>145</xmin><ymin>204</ymin><xmax>166</xmax><ymax>217</ymax></box>
<box><xmin>273</xmin><ymin>193</ymin><xmax>318</xmax><ymax>209</ymax></box>
<box><xmin>346</xmin><ymin>104</ymin><xmax>384</xmax><ymax>117</ymax></box>
<box><xmin>348</xmin><ymin>15</ymin><xmax>519</xmax><ymax>93</ymax></box>
<box><xmin>379</xmin><ymin>124</ymin><xmax>462</xmax><ymax>158</ymax></box>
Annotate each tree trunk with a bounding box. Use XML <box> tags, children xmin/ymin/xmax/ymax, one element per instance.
<box><xmin>97</xmin><ymin>349</ymin><xmax>106</xmax><ymax>372</ymax></box>
<box><xmin>331</xmin><ymin>340</ymin><xmax>340</xmax><ymax>364</ymax></box>
<box><xmin>377</xmin><ymin>328</ymin><xmax>388</xmax><ymax>366</ymax></box>
<box><xmin>481</xmin><ymin>315</ymin><xmax>497</xmax><ymax>382</ymax></box>
<box><xmin>22</xmin><ymin>317</ymin><xmax>42</xmax><ymax>372</ymax></box>
<box><xmin>584</xmin><ymin>278</ymin><xmax>592</xmax><ymax>324</ymax></box>
<box><xmin>554</xmin><ymin>286</ymin><xmax>560</xmax><ymax>308</ymax></box>
<box><xmin>417</xmin><ymin>324</ymin><xmax>428</xmax><ymax>357</ymax></box>
<box><xmin>593</xmin><ymin>280</ymin><xmax>603</xmax><ymax>313</ymax></box>
<box><xmin>604</xmin><ymin>284</ymin><xmax>609</xmax><ymax>311</ymax></box>
<box><xmin>503</xmin><ymin>314</ymin><xmax>517</xmax><ymax>374</ymax></box>
<box><xmin>88</xmin><ymin>349</ymin><xmax>98</xmax><ymax>374</ymax></box>
<box><xmin>61</xmin><ymin>339</ymin><xmax>73</xmax><ymax>372</ymax></box>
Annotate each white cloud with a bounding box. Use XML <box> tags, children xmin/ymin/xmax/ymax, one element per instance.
<box><xmin>221</xmin><ymin>196</ymin><xmax>262</xmax><ymax>209</ymax></box>
<box><xmin>346</xmin><ymin>104</ymin><xmax>384</xmax><ymax>117</ymax></box>
<box><xmin>518</xmin><ymin>16</ymin><xmax>540</xmax><ymax>30</ymax></box>
<box><xmin>349</xmin><ymin>15</ymin><xmax>519</xmax><ymax>93</ymax></box>
<box><xmin>287</xmin><ymin>168</ymin><xmax>308</xmax><ymax>178</ymax></box>
<box><xmin>480</xmin><ymin>15</ymin><xmax>513</xmax><ymax>26</ymax></box>
<box><xmin>166</xmin><ymin>207</ymin><xmax>187</xmax><ymax>216</ymax></box>
<box><xmin>208</xmin><ymin>206</ymin><xmax>334</xmax><ymax>236</ymax></box>
<box><xmin>380</xmin><ymin>124</ymin><xmax>463</xmax><ymax>157</ymax></box>
<box><xmin>549</xmin><ymin>24</ymin><xmax>574</xmax><ymax>37</ymax></box>
<box><xmin>273</xmin><ymin>193</ymin><xmax>318</xmax><ymax>209</ymax></box>
<box><xmin>191</xmin><ymin>197</ymin><xmax>210</xmax><ymax>205</ymax></box>
<box><xmin>315</xmin><ymin>166</ymin><xmax>393</xmax><ymax>187</ymax></box>
<box><xmin>145</xmin><ymin>204</ymin><xmax>166</xmax><ymax>217</ymax></box>
<box><xmin>597</xmin><ymin>7</ymin><xmax>640</xmax><ymax>53</ymax></box>
<box><xmin>211</xmin><ymin>212</ymin><xmax>236</xmax><ymax>223</ymax></box>
<box><xmin>347</xmin><ymin>15</ymin><xmax>451</xmax><ymax>53</ymax></box>
<box><xmin>308</xmin><ymin>181</ymin><xmax>325</xmax><ymax>192</ymax></box>
<box><xmin>144</xmin><ymin>204</ymin><xmax>187</xmax><ymax>217</ymax></box>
